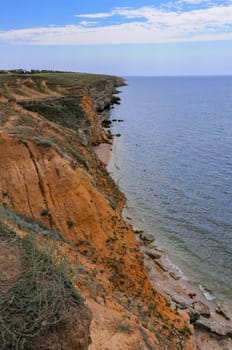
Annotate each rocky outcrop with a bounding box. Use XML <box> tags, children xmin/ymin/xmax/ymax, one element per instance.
<box><xmin>195</xmin><ymin>317</ymin><xmax>232</xmax><ymax>337</ymax></box>
<box><xmin>193</xmin><ymin>301</ymin><xmax>210</xmax><ymax>319</ymax></box>
<box><xmin>215</xmin><ymin>304</ymin><xmax>231</xmax><ymax>320</ymax></box>
<box><xmin>89</xmin><ymin>79</ymin><xmax>117</xmax><ymax>113</ymax></box>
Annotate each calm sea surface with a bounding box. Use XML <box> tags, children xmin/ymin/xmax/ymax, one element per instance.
<box><xmin>108</xmin><ymin>76</ymin><xmax>232</xmax><ymax>307</ymax></box>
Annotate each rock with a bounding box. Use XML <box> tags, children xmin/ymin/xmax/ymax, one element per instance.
<box><xmin>152</xmin><ymin>245</ymin><xmax>165</xmax><ymax>252</ymax></box>
<box><xmin>144</xmin><ymin>241</ymin><xmax>155</xmax><ymax>248</ymax></box>
<box><xmin>145</xmin><ymin>249</ymin><xmax>162</xmax><ymax>260</ymax></box>
<box><xmin>133</xmin><ymin>228</ymin><xmax>143</xmax><ymax>234</ymax></box>
<box><xmin>187</xmin><ymin>307</ymin><xmax>200</xmax><ymax>324</ymax></box>
<box><xmin>102</xmin><ymin>120</ymin><xmax>112</xmax><ymax>128</ymax></box>
<box><xmin>195</xmin><ymin>317</ymin><xmax>232</xmax><ymax>337</ymax></box>
<box><xmin>193</xmin><ymin>301</ymin><xmax>210</xmax><ymax>318</ymax></box>
<box><xmin>154</xmin><ymin>260</ymin><xmax>169</xmax><ymax>272</ymax></box>
<box><xmin>169</xmin><ymin>271</ymin><xmax>181</xmax><ymax>280</ymax></box>
<box><xmin>215</xmin><ymin>304</ymin><xmax>231</xmax><ymax>320</ymax></box>
<box><xmin>169</xmin><ymin>295</ymin><xmax>189</xmax><ymax>310</ymax></box>
<box><xmin>139</xmin><ymin>232</ymin><xmax>155</xmax><ymax>243</ymax></box>
<box><xmin>111</xmin><ymin>96</ymin><xmax>121</xmax><ymax>105</ymax></box>
<box><xmin>145</xmin><ymin>242</ymin><xmax>156</xmax><ymax>249</ymax></box>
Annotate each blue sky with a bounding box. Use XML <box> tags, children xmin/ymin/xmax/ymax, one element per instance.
<box><xmin>1</xmin><ymin>0</ymin><xmax>232</xmax><ymax>75</ymax></box>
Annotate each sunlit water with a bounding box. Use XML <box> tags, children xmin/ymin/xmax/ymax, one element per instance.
<box><xmin>108</xmin><ymin>76</ymin><xmax>232</xmax><ymax>307</ymax></box>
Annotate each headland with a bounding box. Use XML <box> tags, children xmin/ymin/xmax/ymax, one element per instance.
<box><xmin>0</xmin><ymin>70</ymin><xmax>230</xmax><ymax>349</ymax></box>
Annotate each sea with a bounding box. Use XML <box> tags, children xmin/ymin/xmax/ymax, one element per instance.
<box><xmin>108</xmin><ymin>76</ymin><xmax>232</xmax><ymax>308</ymax></box>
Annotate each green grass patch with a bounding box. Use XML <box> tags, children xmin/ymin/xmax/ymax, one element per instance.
<box><xmin>0</xmin><ymin>71</ymin><xmax>117</xmax><ymax>94</ymax></box>
<box><xmin>0</xmin><ymin>206</ymin><xmax>64</xmax><ymax>242</ymax></box>
<box><xmin>21</xmin><ymin>97</ymin><xmax>85</xmax><ymax>131</ymax></box>
<box><xmin>0</xmin><ymin>221</ymin><xmax>82</xmax><ymax>350</ymax></box>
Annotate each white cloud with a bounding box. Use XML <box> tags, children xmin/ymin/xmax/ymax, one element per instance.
<box><xmin>1</xmin><ymin>4</ymin><xmax>232</xmax><ymax>45</ymax></box>
<box><xmin>76</xmin><ymin>7</ymin><xmax>133</xmax><ymax>19</ymax></box>
<box><xmin>79</xmin><ymin>21</ymin><xmax>98</xmax><ymax>27</ymax></box>
<box><xmin>179</xmin><ymin>0</ymin><xmax>210</xmax><ymax>4</ymax></box>
<box><xmin>76</xmin><ymin>12</ymin><xmax>113</xmax><ymax>19</ymax></box>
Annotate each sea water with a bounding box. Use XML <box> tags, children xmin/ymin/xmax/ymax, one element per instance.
<box><xmin>108</xmin><ymin>76</ymin><xmax>232</xmax><ymax>307</ymax></box>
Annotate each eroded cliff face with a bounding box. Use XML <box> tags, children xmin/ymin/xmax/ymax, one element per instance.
<box><xmin>0</xmin><ymin>72</ymin><xmax>195</xmax><ymax>349</ymax></box>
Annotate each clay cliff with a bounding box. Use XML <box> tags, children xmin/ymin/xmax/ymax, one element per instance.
<box><xmin>0</xmin><ymin>72</ymin><xmax>195</xmax><ymax>349</ymax></box>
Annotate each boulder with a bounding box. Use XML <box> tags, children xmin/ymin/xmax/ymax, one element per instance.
<box><xmin>111</xmin><ymin>96</ymin><xmax>121</xmax><ymax>105</ymax></box>
<box><xmin>139</xmin><ymin>232</ymin><xmax>155</xmax><ymax>243</ymax></box>
<box><xmin>193</xmin><ymin>301</ymin><xmax>210</xmax><ymax>318</ymax></box>
<box><xmin>195</xmin><ymin>317</ymin><xmax>232</xmax><ymax>337</ymax></box>
<box><xmin>215</xmin><ymin>304</ymin><xmax>231</xmax><ymax>320</ymax></box>
<box><xmin>169</xmin><ymin>295</ymin><xmax>190</xmax><ymax>310</ymax></box>
<box><xmin>169</xmin><ymin>271</ymin><xmax>181</xmax><ymax>280</ymax></box>
<box><xmin>152</xmin><ymin>245</ymin><xmax>165</xmax><ymax>252</ymax></box>
<box><xmin>133</xmin><ymin>228</ymin><xmax>143</xmax><ymax>234</ymax></box>
<box><xmin>145</xmin><ymin>249</ymin><xmax>162</xmax><ymax>260</ymax></box>
<box><xmin>154</xmin><ymin>260</ymin><xmax>169</xmax><ymax>272</ymax></box>
<box><xmin>102</xmin><ymin>120</ymin><xmax>112</xmax><ymax>128</ymax></box>
<box><xmin>187</xmin><ymin>307</ymin><xmax>200</xmax><ymax>324</ymax></box>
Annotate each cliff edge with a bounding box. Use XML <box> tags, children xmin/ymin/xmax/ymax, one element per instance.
<box><xmin>0</xmin><ymin>71</ymin><xmax>195</xmax><ymax>349</ymax></box>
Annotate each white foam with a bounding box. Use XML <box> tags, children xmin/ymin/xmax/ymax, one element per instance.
<box><xmin>164</xmin><ymin>256</ymin><xmax>187</xmax><ymax>280</ymax></box>
<box><xmin>199</xmin><ymin>284</ymin><xmax>216</xmax><ymax>301</ymax></box>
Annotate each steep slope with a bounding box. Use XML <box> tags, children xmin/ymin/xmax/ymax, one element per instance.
<box><xmin>0</xmin><ymin>221</ymin><xmax>92</xmax><ymax>350</ymax></box>
<box><xmin>0</xmin><ymin>71</ymin><xmax>195</xmax><ymax>349</ymax></box>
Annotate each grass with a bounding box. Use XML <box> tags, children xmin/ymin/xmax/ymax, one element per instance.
<box><xmin>0</xmin><ymin>71</ymin><xmax>118</xmax><ymax>93</ymax></box>
<box><xmin>117</xmin><ymin>322</ymin><xmax>133</xmax><ymax>334</ymax></box>
<box><xmin>0</xmin><ymin>206</ymin><xmax>63</xmax><ymax>241</ymax></box>
<box><xmin>31</xmin><ymin>72</ymin><xmax>118</xmax><ymax>90</ymax></box>
<box><xmin>22</xmin><ymin>97</ymin><xmax>85</xmax><ymax>131</ymax></box>
<box><xmin>0</xmin><ymin>221</ymin><xmax>82</xmax><ymax>350</ymax></box>
<box><xmin>179</xmin><ymin>325</ymin><xmax>192</xmax><ymax>336</ymax></box>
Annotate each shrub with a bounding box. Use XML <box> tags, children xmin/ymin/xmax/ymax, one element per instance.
<box><xmin>117</xmin><ymin>322</ymin><xmax>133</xmax><ymax>334</ymax></box>
<box><xmin>0</xmin><ymin>222</ymin><xmax>81</xmax><ymax>349</ymax></box>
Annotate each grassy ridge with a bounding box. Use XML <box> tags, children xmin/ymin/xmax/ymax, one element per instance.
<box><xmin>0</xmin><ymin>71</ymin><xmax>119</xmax><ymax>91</ymax></box>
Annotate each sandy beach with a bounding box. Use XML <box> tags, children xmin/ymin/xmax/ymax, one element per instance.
<box><xmin>96</xmin><ymin>135</ymin><xmax>232</xmax><ymax>350</ymax></box>
<box><xmin>94</xmin><ymin>142</ymin><xmax>112</xmax><ymax>165</ymax></box>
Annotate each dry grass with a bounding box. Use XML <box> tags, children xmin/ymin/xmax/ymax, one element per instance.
<box><xmin>0</xmin><ymin>222</ymin><xmax>82</xmax><ymax>350</ymax></box>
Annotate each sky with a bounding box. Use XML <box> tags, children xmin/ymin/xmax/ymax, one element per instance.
<box><xmin>1</xmin><ymin>0</ymin><xmax>232</xmax><ymax>75</ymax></box>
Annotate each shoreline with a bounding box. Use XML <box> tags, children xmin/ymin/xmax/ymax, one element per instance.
<box><xmin>98</xmin><ymin>133</ymin><xmax>232</xmax><ymax>349</ymax></box>
<box><xmin>139</xmin><ymin>235</ymin><xmax>232</xmax><ymax>348</ymax></box>
<box><xmin>94</xmin><ymin>142</ymin><xmax>112</xmax><ymax>165</ymax></box>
